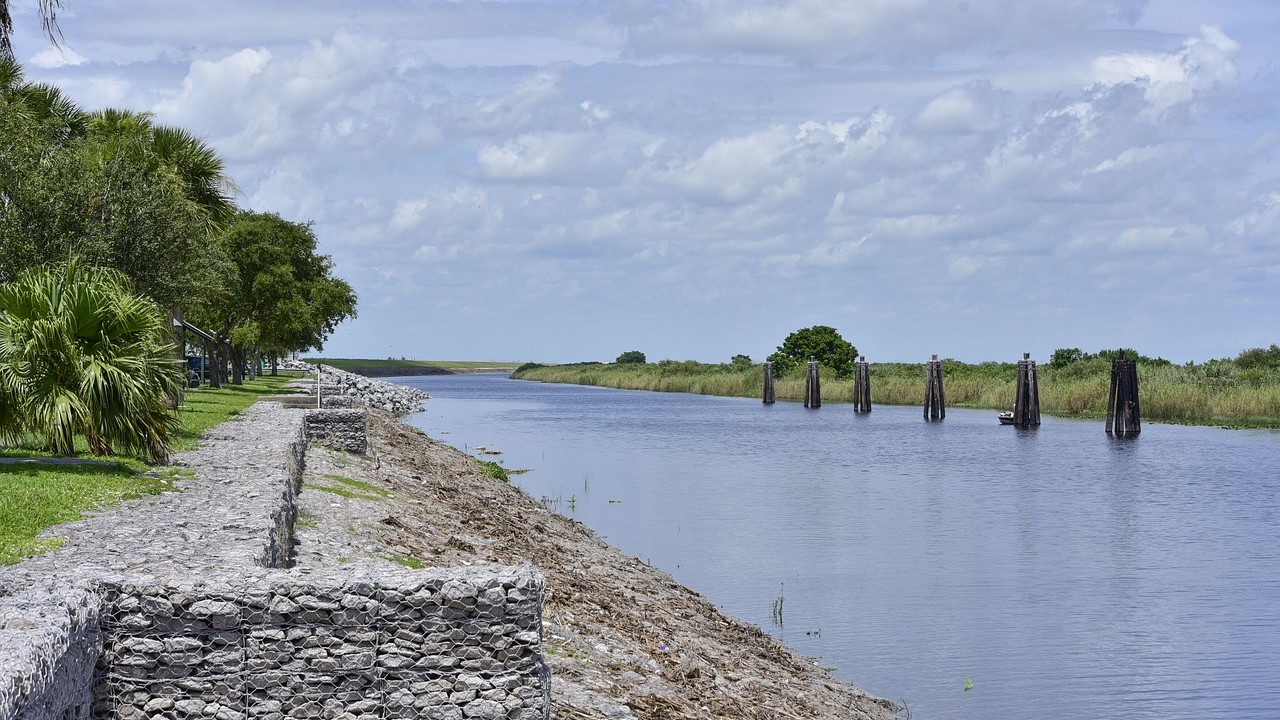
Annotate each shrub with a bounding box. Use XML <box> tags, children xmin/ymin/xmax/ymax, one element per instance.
<box><xmin>0</xmin><ymin>260</ymin><xmax>182</xmax><ymax>462</ymax></box>
<box><xmin>767</xmin><ymin>326</ymin><xmax>858</xmax><ymax>378</ymax></box>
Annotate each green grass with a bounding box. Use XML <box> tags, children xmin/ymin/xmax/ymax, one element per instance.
<box><xmin>387</xmin><ymin>554</ymin><xmax>426</xmax><ymax>569</ymax></box>
<box><xmin>0</xmin><ymin>374</ymin><xmax>297</xmax><ymax>565</ymax></box>
<box><xmin>0</xmin><ymin>463</ymin><xmax>175</xmax><ymax>564</ymax></box>
<box><xmin>475</xmin><ymin>459</ymin><xmax>511</xmax><ymax>483</ymax></box>
<box><xmin>514</xmin><ymin>358</ymin><xmax>1280</xmax><ymax>429</ymax></box>
<box><xmin>308</xmin><ymin>474</ymin><xmax>391</xmax><ymax>501</ymax></box>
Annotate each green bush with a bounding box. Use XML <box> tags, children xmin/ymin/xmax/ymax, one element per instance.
<box><xmin>767</xmin><ymin>326</ymin><xmax>858</xmax><ymax>378</ymax></box>
<box><xmin>0</xmin><ymin>259</ymin><xmax>182</xmax><ymax>462</ymax></box>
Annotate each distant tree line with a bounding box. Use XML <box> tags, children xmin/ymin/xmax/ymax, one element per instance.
<box><xmin>1048</xmin><ymin>347</ymin><xmax>1173</xmax><ymax>368</ymax></box>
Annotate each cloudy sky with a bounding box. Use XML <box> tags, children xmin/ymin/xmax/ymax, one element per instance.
<box><xmin>12</xmin><ymin>1</ymin><xmax>1280</xmax><ymax>363</ymax></box>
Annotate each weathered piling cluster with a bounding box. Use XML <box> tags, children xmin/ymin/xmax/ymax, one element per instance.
<box><xmin>762</xmin><ymin>362</ymin><xmax>775</xmax><ymax>405</ymax></box>
<box><xmin>853</xmin><ymin>357</ymin><xmax>871</xmax><ymax>413</ymax></box>
<box><xmin>923</xmin><ymin>355</ymin><xmax>945</xmax><ymax>421</ymax></box>
<box><xmin>803</xmin><ymin>360</ymin><xmax>821</xmax><ymax>409</ymax></box>
<box><xmin>753</xmin><ymin>348</ymin><xmax>1140</xmax><ymax>434</ymax></box>
<box><xmin>1012</xmin><ymin>353</ymin><xmax>1041</xmax><ymax>428</ymax></box>
<box><xmin>1106</xmin><ymin>359</ymin><xmax>1142</xmax><ymax>435</ymax></box>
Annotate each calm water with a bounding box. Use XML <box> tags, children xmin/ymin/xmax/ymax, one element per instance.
<box><xmin>399</xmin><ymin>374</ymin><xmax>1280</xmax><ymax>720</ymax></box>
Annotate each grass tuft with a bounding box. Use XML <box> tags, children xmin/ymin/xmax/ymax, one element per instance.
<box><xmin>476</xmin><ymin>459</ymin><xmax>510</xmax><ymax>483</ymax></box>
<box><xmin>309</xmin><ymin>475</ymin><xmax>391</xmax><ymax>501</ymax></box>
<box><xmin>387</xmin><ymin>554</ymin><xmax>426</xmax><ymax>569</ymax></box>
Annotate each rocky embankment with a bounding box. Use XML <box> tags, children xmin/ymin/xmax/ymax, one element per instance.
<box><xmin>282</xmin><ymin>361</ymin><xmax>431</xmax><ymax>414</ymax></box>
<box><xmin>298</xmin><ymin>409</ymin><xmax>902</xmax><ymax>720</ymax></box>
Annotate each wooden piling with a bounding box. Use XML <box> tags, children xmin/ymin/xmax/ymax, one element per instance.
<box><xmin>1105</xmin><ymin>358</ymin><xmax>1141</xmax><ymax>435</ymax></box>
<box><xmin>853</xmin><ymin>356</ymin><xmax>871</xmax><ymax>412</ymax></box>
<box><xmin>924</xmin><ymin>354</ymin><xmax>945</xmax><ymax>421</ymax></box>
<box><xmin>803</xmin><ymin>359</ymin><xmax>822</xmax><ymax>409</ymax></box>
<box><xmin>763</xmin><ymin>361</ymin><xmax>776</xmax><ymax>404</ymax></box>
<box><xmin>1013</xmin><ymin>352</ymin><xmax>1041</xmax><ymax>427</ymax></box>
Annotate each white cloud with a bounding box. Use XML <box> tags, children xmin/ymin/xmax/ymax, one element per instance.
<box><xmin>625</xmin><ymin>0</ymin><xmax>1148</xmax><ymax>62</ymax></box>
<box><xmin>662</xmin><ymin>126</ymin><xmax>794</xmax><ymax>204</ymax></box>
<box><xmin>915</xmin><ymin>83</ymin><xmax>1004</xmax><ymax>135</ymax></box>
<box><xmin>28</xmin><ymin>46</ymin><xmax>88</xmax><ymax>68</ymax></box>
<box><xmin>19</xmin><ymin>2</ymin><xmax>1278</xmax><ymax>363</ymax></box>
<box><xmin>1091</xmin><ymin>25</ymin><xmax>1239</xmax><ymax>113</ymax></box>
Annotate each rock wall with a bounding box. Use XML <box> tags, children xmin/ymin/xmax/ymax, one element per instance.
<box><xmin>95</xmin><ymin>566</ymin><xmax>546</xmax><ymax>720</ymax></box>
<box><xmin>317</xmin><ymin>367</ymin><xmax>429</xmax><ymax>415</ymax></box>
<box><xmin>0</xmin><ymin>588</ymin><xmax>101</xmax><ymax>720</ymax></box>
<box><xmin>0</xmin><ymin>402</ymin><xmax>547</xmax><ymax>720</ymax></box>
<box><xmin>303</xmin><ymin>409</ymin><xmax>368</xmax><ymax>455</ymax></box>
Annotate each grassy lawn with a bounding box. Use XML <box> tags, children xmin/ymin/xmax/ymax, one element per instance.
<box><xmin>0</xmin><ymin>464</ymin><xmax>178</xmax><ymax>564</ymax></box>
<box><xmin>0</xmin><ymin>374</ymin><xmax>297</xmax><ymax>565</ymax></box>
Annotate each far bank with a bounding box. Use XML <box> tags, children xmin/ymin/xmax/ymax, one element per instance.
<box><xmin>512</xmin><ymin>358</ymin><xmax>1280</xmax><ymax>429</ymax></box>
<box><xmin>307</xmin><ymin>357</ymin><xmax>521</xmax><ymax>377</ymax></box>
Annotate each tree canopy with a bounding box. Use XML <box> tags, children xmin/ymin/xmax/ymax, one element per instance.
<box><xmin>188</xmin><ymin>211</ymin><xmax>357</xmax><ymax>366</ymax></box>
<box><xmin>615</xmin><ymin>350</ymin><xmax>646</xmax><ymax>364</ymax></box>
<box><xmin>1048</xmin><ymin>347</ymin><xmax>1171</xmax><ymax>368</ymax></box>
<box><xmin>768</xmin><ymin>325</ymin><xmax>858</xmax><ymax>378</ymax></box>
<box><xmin>1</xmin><ymin>62</ymin><xmax>237</xmax><ymax>309</ymax></box>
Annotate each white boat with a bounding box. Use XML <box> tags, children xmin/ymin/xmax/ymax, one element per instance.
<box><xmin>998</xmin><ymin>411</ymin><xmax>1015</xmax><ymax>425</ymax></box>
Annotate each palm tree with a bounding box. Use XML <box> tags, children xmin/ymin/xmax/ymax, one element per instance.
<box><xmin>150</xmin><ymin>125</ymin><xmax>238</xmax><ymax>231</ymax></box>
<box><xmin>0</xmin><ymin>0</ymin><xmax>63</xmax><ymax>61</ymax></box>
<box><xmin>0</xmin><ymin>258</ymin><xmax>183</xmax><ymax>462</ymax></box>
<box><xmin>85</xmin><ymin>109</ymin><xmax>238</xmax><ymax>232</ymax></box>
<box><xmin>1</xmin><ymin>57</ymin><xmax>85</xmax><ymax>145</ymax></box>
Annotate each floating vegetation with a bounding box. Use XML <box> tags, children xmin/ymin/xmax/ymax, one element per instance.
<box><xmin>475</xmin><ymin>459</ymin><xmax>510</xmax><ymax>483</ymax></box>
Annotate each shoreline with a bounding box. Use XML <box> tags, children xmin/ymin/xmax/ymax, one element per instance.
<box><xmin>2</xmin><ymin>392</ymin><xmax>901</xmax><ymax>719</ymax></box>
<box><xmin>507</xmin><ymin>370</ymin><xmax>1280</xmax><ymax>431</ymax></box>
<box><xmin>303</xmin><ymin>408</ymin><xmax>902</xmax><ymax>718</ymax></box>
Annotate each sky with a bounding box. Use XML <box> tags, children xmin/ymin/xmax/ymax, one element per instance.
<box><xmin>11</xmin><ymin>0</ymin><xmax>1280</xmax><ymax>364</ymax></box>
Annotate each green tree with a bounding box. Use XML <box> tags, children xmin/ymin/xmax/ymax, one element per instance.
<box><xmin>189</xmin><ymin>212</ymin><xmax>357</xmax><ymax>382</ymax></box>
<box><xmin>0</xmin><ymin>259</ymin><xmax>182</xmax><ymax>461</ymax></box>
<box><xmin>768</xmin><ymin>325</ymin><xmax>858</xmax><ymax>378</ymax></box>
<box><xmin>1049</xmin><ymin>347</ymin><xmax>1085</xmax><ymax>368</ymax></box>
<box><xmin>0</xmin><ymin>85</ymin><xmax>235</xmax><ymax>308</ymax></box>
<box><xmin>615</xmin><ymin>350</ymin><xmax>646</xmax><ymax>364</ymax></box>
<box><xmin>1235</xmin><ymin>344</ymin><xmax>1280</xmax><ymax>369</ymax></box>
<box><xmin>730</xmin><ymin>354</ymin><xmax>752</xmax><ymax>370</ymax></box>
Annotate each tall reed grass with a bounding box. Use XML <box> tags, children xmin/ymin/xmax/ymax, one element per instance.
<box><xmin>513</xmin><ymin>359</ymin><xmax>1280</xmax><ymax>428</ymax></box>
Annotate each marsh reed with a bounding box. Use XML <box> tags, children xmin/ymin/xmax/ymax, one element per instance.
<box><xmin>513</xmin><ymin>358</ymin><xmax>1280</xmax><ymax>428</ymax></box>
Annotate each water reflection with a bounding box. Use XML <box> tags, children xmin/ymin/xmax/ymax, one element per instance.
<box><xmin>400</xmin><ymin>375</ymin><xmax>1280</xmax><ymax>720</ymax></box>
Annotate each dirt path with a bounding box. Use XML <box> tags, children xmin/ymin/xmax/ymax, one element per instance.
<box><xmin>295</xmin><ymin>410</ymin><xmax>902</xmax><ymax>720</ymax></box>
